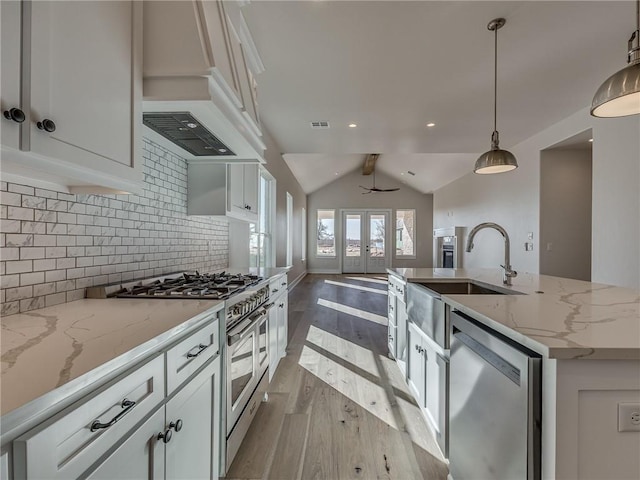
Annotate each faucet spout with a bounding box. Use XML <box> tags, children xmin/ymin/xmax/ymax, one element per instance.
<box><xmin>466</xmin><ymin>222</ymin><xmax>518</xmax><ymax>285</ymax></box>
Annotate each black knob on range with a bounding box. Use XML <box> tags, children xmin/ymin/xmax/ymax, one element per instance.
<box><xmin>36</xmin><ymin>118</ymin><xmax>56</xmax><ymax>132</ymax></box>
<box><xmin>3</xmin><ymin>108</ymin><xmax>25</xmax><ymax>123</ymax></box>
<box><xmin>170</xmin><ymin>419</ymin><xmax>183</xmax><ymax>432</ymax></box>
<box><xmin>157</xmin><ymin>429</ymin><xmax>172</xmax><ymax>444</ymax></box>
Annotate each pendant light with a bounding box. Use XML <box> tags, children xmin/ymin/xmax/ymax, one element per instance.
<box><xmin>591</xmin><ymin>0</ymin><xmax>640</xmax><ymax>117</ymax></box>
<box><xmin>474</xmin><ymin>18</ymin><xmax>518</xmax><ymax>175</ymax></box>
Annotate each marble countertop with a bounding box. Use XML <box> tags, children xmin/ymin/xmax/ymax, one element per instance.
<box><xmin>1</xmin><ymin>298</ymin><xmax>223</xmax><ymax>419</ymax></box>
<box><xmin>388</xmin><ymin>268</ymin><xmax>640</xmax><ymax>360</ymax></box>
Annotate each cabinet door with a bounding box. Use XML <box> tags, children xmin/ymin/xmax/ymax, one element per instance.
<box><xmin>28</xmin><ymin>1</ymin><xmax>140</xmax><ymax>171</ymax></box>
<box><xmin>396</xmin><ymin>297</ymin><xmax>408</xmax><ymax>363</ymax></box>
<box><xmin>277</xmin><ymin>297</ymin><xmax>288</xmax><ymax>359</ymax></box>
<box><xmin>407</xmin><ymin>324</ymin><xmax>426</xmax><ymax>408</ymax></box>
<box><xmin>0</xmin><ymin>0</ymin><xmax>22</xmax><ymax>150</ymax></box>
<box><xmin>86</xmin><ymin>408</ymin><xmax>165</xmax><ymax>480</ymax></box>
<box><xmin>243</xmin><ymin>164</ymin><xmax>259</xmax><ymax>218</ymax></box>
<box><xmin>165</xmin><ymin>357</ymin><xmax>221</xmax><ymax>480</ymax></box>
<box><xmin>424</xmin><ymin>346</ymin><xmax>448</xmax><ymax>455</ymax></box>
<box><xmin>227</xmin><ymin>163</ymin><xmax>246</xmax><ymax>215</ymax></box>
<box><xmin>388</xmin><ymin>317</ymin><xmax>397</xmax><ymax>358</ymax></box>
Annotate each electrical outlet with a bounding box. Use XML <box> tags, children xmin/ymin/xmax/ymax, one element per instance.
<box><xmin>618</xmin><ymin>403</ymin><xmax>640</xmax><ymax>432</ymax></box>
<box><xmin>546</xmin><ymin>242</ymin><xmax>553</xmax><ymax>251</ymax></box>
<box><xmin>525</xmin><ymin>242</ymin><xmax>534</xmax><ymax>251</ymax></box>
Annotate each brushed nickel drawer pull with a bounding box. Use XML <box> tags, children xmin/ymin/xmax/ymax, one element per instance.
<box><xmin>90</xmin><ymin>398</ymin><xmax>136</xmax><ymax>431</ymax></box>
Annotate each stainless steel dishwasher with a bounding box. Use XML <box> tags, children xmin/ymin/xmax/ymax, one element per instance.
<box><xmin>450</xmin><ymin>311</ymin><xmax>541</xmax><ymax>480</ymax></box>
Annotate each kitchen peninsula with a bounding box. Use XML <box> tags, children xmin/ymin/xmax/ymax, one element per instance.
<box><xmin>389</xmin><ymin>267</ymin><xmax>640</xmax><ymax>479</ymax></box>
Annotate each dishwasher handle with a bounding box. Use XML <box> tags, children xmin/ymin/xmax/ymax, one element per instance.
<box><xmin>453</xmin><ymin>328</ymin><xmax>521</xmax><ymax>386</ymax></box>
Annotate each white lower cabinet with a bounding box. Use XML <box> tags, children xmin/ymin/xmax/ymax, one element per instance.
<box><xmin>407</xmin><ymin>322</ymin><xmax>427</xmax><ymax>409</ymax></box>
<box><xmin>268</xmin><ymin>277</ymin><xmax>288</xmax><ymax>381</ymax></box>
<box><xmin>12</xmin><ymin>315</ymin><xmax>222</xmax><ymax>480</ymax></box>
<box><xmin>165</xmin><ymin>356</ymin><xmax>221</xmax><ymax>480</ymax></box>
<box><xmin>406</xmin><ymin>321</ymin><xmax>449</xmax><ymax>456</ymax></box>
<box><xmin>13</xmin><ymin>355</ymin><xmax>165</xmax><ymax>479</ymax></box>
<box><xmin>87</xmin><ymin>408</ymin><xmax>165</xmax><ymax>480</ymax></box>
<box><xmin>88</xmin><ymin>357</ymin><xmax>221</xmax><ymax>480</ymax></box>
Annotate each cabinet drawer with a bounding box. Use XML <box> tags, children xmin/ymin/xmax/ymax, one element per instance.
<box><xmin>166</xmin><ymin>319</ymin><xmax>219</xmax><ymax>394</ymax></box>
<box><xmin>13</xmin><ymin>355</ymin><xmax>164</xmax><ymax>480</ymax></box>
<box><xmin>270</xmin><ymin>275</ymin><xmax>287</xmax><ymax>297</ymax></box>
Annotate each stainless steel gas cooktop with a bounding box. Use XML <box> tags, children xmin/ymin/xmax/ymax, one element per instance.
<box><xmin>86</xmin><ymin>271</ymin><xmax>263</xmax><ymax>300</ymax></box>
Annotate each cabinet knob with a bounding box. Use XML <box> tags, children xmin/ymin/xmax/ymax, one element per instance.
<box><xmin>36</xmin><ymin>118</ymin><xmax>56</xmax><ymax>132</ymax></box>
<box><xmin>157</xmin><ymin>429</ymin><xmax>172</xmax><ymax>444</ymax></box>
<box><xmin>3</xmin><ymin>108</ymin><xmax>25</xmax><ymax>123</ymax></box>
<box><xmin>169</xmin><ymin>419</ymin><xmax>183</xmax><ymax>432</ymax></box>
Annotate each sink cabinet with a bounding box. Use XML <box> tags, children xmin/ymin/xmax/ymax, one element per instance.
<box><xmin>407</xmin><ymin>321</ymin><xmax>449</xmax><ymax>456</ymax></box>
<box><xmin>0</xmin><ymin>0</ymin><xmax>143</xmax><ymax>194</ymax></box>
<box><xmin>387</xmin><ymin>275</ymin><xmax>407</xmax><ymax>374</ymax></box>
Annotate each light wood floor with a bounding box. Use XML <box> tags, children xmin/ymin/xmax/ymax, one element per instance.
<box><xmin>226</xmin><ymin>274</ymin><xmax>448</xmax><ymax>480</ymax></box>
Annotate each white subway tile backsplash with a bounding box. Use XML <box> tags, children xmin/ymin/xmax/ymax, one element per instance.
<box><xmin>1</xmin><ymin>139</ymin><xmax>228</xmax><ymax>315</ymax></box>
<box><xmin>20</xmin><ymin>272</ymin><xmax>45</xmax><ymax>286</ymax></box>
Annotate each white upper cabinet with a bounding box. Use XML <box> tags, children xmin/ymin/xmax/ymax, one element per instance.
<box><xmin>187</xmin><ymin>162</ymin><xmax>259</xmax><ymax>223</ymax></box>
<box><xmin>142</xmin><ymin>0</ymin><xmax>265</xmax><ymax>163</ymax></box>
<box><xmin>1</xmin><ymin>1</ymin><xmax>22</xmax><ymax>151</ymax></box>
<box><xmin>0</xmin><ymin>1</ymin><xmax>143</xmax><ymax>194</ymax></box>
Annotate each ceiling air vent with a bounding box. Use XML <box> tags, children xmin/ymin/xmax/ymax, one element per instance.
<box><xmin>310</xmin><ymin>121</ymin><xmax>330</xmax><ymax>129</ymax></box>
<box><xmin>143</xmin><ymin>112</ymin><xmax>235</xmax><ymax>157</ymax></box>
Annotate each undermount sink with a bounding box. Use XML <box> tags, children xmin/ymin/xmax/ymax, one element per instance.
<box><xmin>417</xmin><ymin>281</ymin><xmax>516</xmax><ymax>295</ymax></box>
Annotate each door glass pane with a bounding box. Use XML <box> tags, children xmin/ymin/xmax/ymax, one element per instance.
<box><xmin>345</xmin><ymin>214</ymin><xmax>361</xmax><ymax>256</ymax></box>
<box><xmin>231</xmin><ymin>333</ymin><xmax>254</xmax><ymax>406</ymax></box>
<box><xmin>259</xmin><ymin>318</ymin><xmax>267</xmax><ymax>366</ymax></box>
<box><xmin>369</xmin><ymin>214</ymin><xmax>385</xmax><ymax>257</ymax></box>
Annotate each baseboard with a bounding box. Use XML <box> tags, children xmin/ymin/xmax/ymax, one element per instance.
<box><xmin>288</xmin><ymin>270</ymin><xmax>307</xmax><ymax>291</ymax></box>
<box><xmin>307</xmin><ymin>269</ymin><xmax>341</xmax><ymax>274</ymax></box>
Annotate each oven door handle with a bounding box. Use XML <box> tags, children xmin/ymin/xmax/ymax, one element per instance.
<box><xmin>228</xmin><ymin>310</ymin><xmax>267</xmax><ymax>346</ymax></box>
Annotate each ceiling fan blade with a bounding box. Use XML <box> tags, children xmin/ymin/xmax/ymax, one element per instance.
<box><xmin>358</xmin><ymin>185</ymin><xmax>369</xmax><ymax>190</ymax></box>
<box><xmin>379</xmin><ymin>188</ymin><xmax>400</xmax><ymax>192</ymax></box>
<box><xmin>361</xmin><ymin>190</ymin><xmax>372</xmax><ymax>195</ymax></box>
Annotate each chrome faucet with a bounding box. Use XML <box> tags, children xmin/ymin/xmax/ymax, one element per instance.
<box><xmin>466</xmin><ymin>222</ymin><xmax>518</xmax><ymax>285</ymax></box>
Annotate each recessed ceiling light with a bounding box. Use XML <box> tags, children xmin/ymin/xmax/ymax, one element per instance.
<box><xmin>335</xmin><ymin>172</ymin><xmax>339</xmax><ymax>175</ymax></box>
<box><xmin>426</xmin><ymin>122</ymin><xmax>436</xmax><ymax>127</ymax></box>
<box><xmin>401</xmin><ymin>172</ymin><xmax>405</xmax><ymax>175</ymax></box>
<box><xmin>348</xmin><ymin>123</ymin><xmax>357</xmax><ymax>128</ymax></box>
<box><xmin>588</xmin><ymin>138</ymin><xmax>594</xmax><ymax>142</ymax></box>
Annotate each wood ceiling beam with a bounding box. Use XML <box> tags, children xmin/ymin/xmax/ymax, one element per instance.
<box><xmin>362</xmin><ymin>153</ymin><xmax>379</xmax><ymax>175</ymax></box>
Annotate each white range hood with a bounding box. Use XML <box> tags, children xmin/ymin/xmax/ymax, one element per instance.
<box><xmin>142</xmin><ymin>0</ymin><xmax>265</xmax><ymax>164</ymax></box>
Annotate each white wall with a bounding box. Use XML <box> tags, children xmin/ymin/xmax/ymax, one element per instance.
<box><xmin>307</xmin><ymin>169</ymin><xmax>433</xmax><ymax>273</ymax></box>
<box><xmin>540</xmin><ymin>148</ymin><xmax>592</xmax><ymax>281</ymax></box>
<box><xmin>261</xmin><ymin>128</ymin><xmax>308</xmax><ymax>285</ymax></box>
<box><xmin>434</xmin><ymin>108</ymin><xmax>640</xmax><ymax>288</ymax></box>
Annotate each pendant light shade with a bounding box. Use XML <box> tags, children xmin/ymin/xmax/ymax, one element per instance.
<box><xmin>474</xmin><ymin>18</ymin><xmax>518</xmax><ymax>175</ymax></box>
<box><xmin>591</xmin><ymin>0</ymin><xmax>640</xmax><ymax>117</ymax></box>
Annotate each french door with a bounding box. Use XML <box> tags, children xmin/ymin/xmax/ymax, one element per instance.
<box><xmin>342</xmin><ymin>210</ymin><xmax>391</xmax><ymax>274</ymax></box>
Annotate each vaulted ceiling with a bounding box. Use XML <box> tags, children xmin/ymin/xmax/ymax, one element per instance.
<box><xmin>244</xmin><ymin>1</ymin><xmax>632</xmax><ymax>193</ymax></box>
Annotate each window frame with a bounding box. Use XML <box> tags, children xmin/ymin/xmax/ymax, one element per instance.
<box><xmin>394</xmin><ymin>209</ymin><xmax>417</xmax><ymax>259</ymax></box>
<box><xmin>315</xmin><ymin>209</ymin><xmax>337</xmax><ymax>258</ymax></box>
<box><xmin>286</xmin><ymin>192</ymin><xmax>293</xmax><ymax>267</ymax></box>
<box><xmin>250</xmin><ymin>169</ymin><xmax>275</xmax><ymax>268</ymax></box>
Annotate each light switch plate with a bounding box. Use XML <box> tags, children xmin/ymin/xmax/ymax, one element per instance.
<box><xmin>618</xmin><ymin>403</ymin><xmax>640</xmax><ymax>432</ymax></box>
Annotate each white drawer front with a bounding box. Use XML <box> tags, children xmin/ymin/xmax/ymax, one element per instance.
<box><xmin>269</xmin><ymin>274</ymin><xmax>287</xmax><ymax>297</ymax></box>
<box><xmin>13</xmin><ymin>355</ymin><xmax>164</xmax><ymax>480</ymax></box>
<box><xmin>166</xmin><ymin>319</ymin><xmax>219</xmax><ymax>394</ymax></box>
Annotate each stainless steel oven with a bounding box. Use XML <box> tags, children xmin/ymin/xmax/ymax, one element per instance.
<box><xmin>226</xmin><ymin>305</ymin><xmax>271</xmax><ymax>432</ymax></box>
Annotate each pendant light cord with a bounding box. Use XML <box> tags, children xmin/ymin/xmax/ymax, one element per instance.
<box><xmin>493</xmin><ymin>24</ymin><xmax>498</xmax><ymax>135</ymax></box>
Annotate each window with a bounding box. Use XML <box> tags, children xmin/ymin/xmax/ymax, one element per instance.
<box><xmin>316</xmin><ymin>209</ymin><xmax>336</xmax><ymax>257</ymax></box>
<box><xmin>395</xmin><ymin>209</ymin><xmax>415</xmax><ymax>257</ymax></box>
<box><xmin>301</xmin><ymin>207</ymin><xmax>306</xmax><ymax>262</ymax></box>
<box><xmin>286</xmin><ymin>192</ymin><xmax>293</xmax><ymax>267</ymax></box>
<box><xmin>250</xmin><ymin>171</ymin><xmax>274</xmax><ymax>268</ymax></box>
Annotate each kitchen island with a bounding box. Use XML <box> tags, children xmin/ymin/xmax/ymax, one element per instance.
<box><xmin>389</xmin><ymin>267</ymin><xmax>640</xmax><ymax>480</ymax></box>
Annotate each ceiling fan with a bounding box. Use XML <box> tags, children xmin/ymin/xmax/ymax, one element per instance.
<box><xmin>359</xmin><ymin>154</ymin><xmax>400</xmax><ymax>194</ymax></box>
